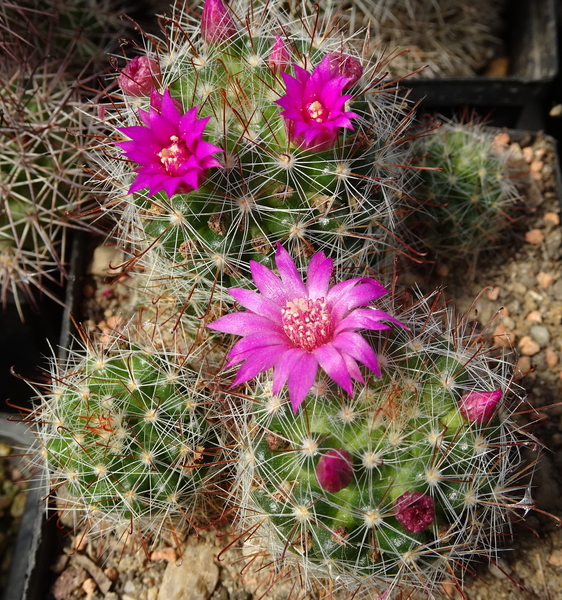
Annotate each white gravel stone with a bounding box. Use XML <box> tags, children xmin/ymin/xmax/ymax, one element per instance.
<box><xmin>530</xmin><ymin>325</ymin><xmax>550</xmax><ymax>346</ymax></box>
<box><xmin>157</xmin><ymin>543</ymin><xmax>219</xmax><ymax>600</ymax></box>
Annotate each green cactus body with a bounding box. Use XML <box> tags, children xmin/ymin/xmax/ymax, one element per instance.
<box><xmin>100</xmin><ymin>1</ymin><xmax>420</xmax><ymax>316</ymax></box>
<box><xmin>413</xmin><ymin>120</ymin><xmax>519</xmax><ymax>260</ymax></box>
<box><xmin>234</xmin><ymin>292</ymin><xmax>528</xmax><ymax>596</ymax></box>
<box><xmin>35</xmin><ymin>333</ymin><xmax>222</xmax><ymax>540</ymax></box>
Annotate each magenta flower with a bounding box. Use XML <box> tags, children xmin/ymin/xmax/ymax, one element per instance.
<box><xmin>275</xmin><ymin>54</ymin><xmax>360</xmax><ymax>151</ymax></box>
<box><xmin>459</xmin><ymin>389</ymin><xmax>502</xmax><ymax>424</ymax></box>
<box><xmin>118</xmin><ymin>56</ymin><xmax>161</xmax><ymax>97</ymax></box>
<box><xmin>201</xmin><ymin>0</ymin><xmax>237</xmax><ymax>44</ymax></box>
<box><xmin>316</xmin><ymin>448</ymin><xmax>354</xmax><ymax>493</ymax></box>
<box><xmin>207</xmin><ymin>244</ymin><xmax>403</xmax><ymax>412</ymax></box>
<box><xmin>116</xmin><ymin>89</ymin><xmax>223</xmax><ymax>198</ymax></box>
<box><xmin>394</xmin><ymin>492</ymin><xmax>435</xmax><ymax>533</ymax></box>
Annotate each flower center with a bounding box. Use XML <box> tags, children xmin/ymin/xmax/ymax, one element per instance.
<box><xmin>305</xmin><ymin>100</ymin><xmax>329</xmax><ymax>123</ymax></box>
<box><xmin>282</xmin><ymin>297</ymin><xmax>333</xmax><ymax>351</ymax></box>
<box><xmin>158</xmin><ymin>135</ymin><xmax>189</xmax><ymax>175</ymax></box>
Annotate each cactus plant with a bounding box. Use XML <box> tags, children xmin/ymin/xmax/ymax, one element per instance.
<box><xmin>228</xmin><ymin>281</ymin><xmax>532</xmax><ymax>598</ymax></box>
<box><xmin>29</xmin><ymin>319</ymin><xmax>225</xmax><ymax>545</ymax></box>
<box><xmin>410</xmin><ymin>118</ymin><xmax>521</xmax><ymax>262</ymax></box>
<box><xmin>0</xmin><ymin>1</ymin><xmax>116</xmax><ymax>317</ymax></box>
<box><xmin>94</xmin><ymin>0</ymin><xmax>424</xmax><ymax>322</ymax></box>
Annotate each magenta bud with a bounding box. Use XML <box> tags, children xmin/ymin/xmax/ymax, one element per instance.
<box><xmin>394</xmin><ymin>492</ymin><xmax>435</xmax><ymax>533</ymax></box>
<box><xmin>459</xmin><ymin>389</ymin><xmax>502</xmax><ymax>424</ymax></box>
<box><xmin>201</xmin><ymin>0</ymin><xmax>236</xmax><ymax>44</ymax></box>
<box><xmin>315</xmin><ymin>448</ymin><xmax>354</xmax><ymax>493</ymax></box>
<box><xmin>118</xmin><ymin>56</ymin><xmax>161</xmax><ymax>97</ymax></box>
<box><xmin>327</xmin><ymin>52</ymin><xmax>363</xmax><ymax>90</ymax></box>
<box><xmin>269</xmin><ymin>34</ymin><xmax>291</xmax><ymax>73</ymax></box>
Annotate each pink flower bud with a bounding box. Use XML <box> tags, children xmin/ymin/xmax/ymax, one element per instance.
<box><xmin>118</xmin><ymin>56</ymin><xmax>161</xmax><ymax>97</ymax></box>
<box><xmin>315</xmin><ymin>448</ymin><xmax>354</xmax><ymax>493</ymax></box>
<box><xmin>459</xmin><ymin>389</ymin><xmax>502</xmax><ymax>424</ymax></box>
<box><xmin>394</xmin><ymin>491</ymin><xmax>434</xmax><ymax>533</ymax></box>
<box><xmin>201</xmin><ymin>0</ymin><xmax>236</xmax><ymax>44</ymax></box>
<box><xmin>149</xmin><ymin>89</ymin><xmax>184</xmax><ymax>113</ymax></box>
<box><xmin>327</xmin><ymin>52</ymin><xmax>363</xmax><ymax>90</ymax></box>
<box><xmin>269</xmin><ymin>34</ymin><xmax>291</xmax><ymax>73</ymax></box>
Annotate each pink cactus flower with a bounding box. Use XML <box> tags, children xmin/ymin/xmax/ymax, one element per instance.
<box><xmin>316</xmin><ymin>448</ymin><xmax>354</xmax><ymax>493</ymax></box>
<box><xmin>269</xmin><ymin>34</ymin><xmax>291</xmax><ymax>73</ymax></box>
<box><xmin>275</xmin><ymin>54</ymin><xmax>360</xmax><ymax>151</ymax></box>
<box><xmin>327</xmin><ymin>52</ymin><xmax>363</xmax><ymax>90</ymax></box>
<box><xmin>118</xmin><ymin>56</ymin><xmax>161</xmax><ymax>97</ymax></box>
<box><xmin>394</xmin><ymin>492</ymin><xmax>435</xmax><ymax>533</ymax></box>
<box><xmin>201</xmin><ymin>0</ymin><xmax>236</xmax><ymax>44</ymax></box>
<box><xmin>116</xmin><ymin>89</ymin><xmax>223</xmax><ymax>198</ymax></box>
<box><xmin>207</xmin><ymin>244</ymin><xmax>404</xmax><ymax>412</ymax></box>
<box><xmin>459</xmin><ymin>389</ymin><xmax>502</xmax><ymax>424</ymax></box>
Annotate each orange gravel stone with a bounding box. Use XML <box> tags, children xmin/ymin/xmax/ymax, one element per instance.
<box><xmin>545</xmin><ymin>349</ymin><xmax>559</xmax><ymax>368</ymax></box>
<box><xmin>525</xmin><ymin>229</ymin><xmax>544</xmax><ymax>244</ymax></box>
<box><xmin>525</xmin><ymin>310</ymin><xmax>542</xmax><ymax>322</ymax></box>
<box><xmin>518</xmin><ymin>336</ymin><xmax>540</xmax><ymax>356</ymax></box>
<box><xmin>493</xmin><ymin>324</ymin><xmax>515</xmax><ymax>347</ymax></box>
<box><xmin>536</xmin><ymin>272</ymin><xmax>554</xmax><ymax>288</ymax></box>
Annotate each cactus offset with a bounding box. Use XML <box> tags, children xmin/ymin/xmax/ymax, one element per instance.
<box><xmin>230</xmin><ymin>286</ymin><xmax>532</xmax><ymax>598</ymax></box>
<box><xmin>411</xmin><ymin>119</ymin><xmax>520</xmax><ymax>262</ymax></box>
<box><xmin>31</xmin><ymin>321</ymin><xmax>224</xmax><ymax>545</ymax></box>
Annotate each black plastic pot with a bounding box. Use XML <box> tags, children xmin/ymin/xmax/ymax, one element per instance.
<box><xmin>1</xmin><ymin>232</ymin><xmax>88</xmax><ymax>600</ymax></box>
<box><xmin>406</xmin><ymin>0</ymin><xmax>558</xmax><ymax>129</ymax></box>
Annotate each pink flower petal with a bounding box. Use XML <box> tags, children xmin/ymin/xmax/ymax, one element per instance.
<box><xmin>331</xmin><ymin>331</ymin><xmax>380</xmax><ymax>376</ymax></box>
<box><xmin>272</xmin><ymin>347</ymin><xmax>307</xmax><ymax>395</ymax></box>
<box><xmin>287</xmin><ymin>352</ymin><xmax>319</xmax><ymax>412</ymax></box>
<box><xmin>335</xmin><ymin>308</ymin><xmax>404</xmax><ymax>334</ymax></box>
<box><xmin>313</xmin><ymin>344</ymin><xmax>353</xmax><ymax>396</ymax></box>
<box><xmin>207</xmin><ymin>312</ymin><xmax>283</xmax><ymax>336</ymax></box>
<box><xmin>274</xmin><ymin>243</ymin><xmax>307</xmax><ymax>298</ymax></box>
<box><xmin>231</xmin><ymin>345</ymin><xmax>286</xmax><ymax>386</ymax></box>
<box><xmin>306</xmin><ymin>251</ymin><xmax>333</xmax><ymax>300</ymax></box>
<box><xmin>228</xmin><ymin>287</ymin><xmax>282</xmax><ymax>322</ymax></box>
<box><xmin>330</xmin><ymin>281</ymin><xmax>390</xmax><ymax>322</ymax></box>
<box><xmin>250</xmin><ymin>261</ymin><xmax>287</xmax><ymax>305</ymax></box>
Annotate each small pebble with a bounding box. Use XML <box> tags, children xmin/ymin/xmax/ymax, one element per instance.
<box><xmin>536</xmin><ymin>272</ymin><xmax>554</xmax><ymax>288</ymax></box>
<box><xmin>515</xmin><ymin>356</ymin><xmax>532</xmax><ymax>377</ymax></box>
<box><xmin>502</xmin><ymin>315</ymin><xmax>515</xmax><ymax>330</ymax></box>
<box><xmin>545</xmin><ymin>349</ymin><xmax>559</xmax><ymax>368</ymax></box>
<box><xmin>0</xmin><ymin>444</ymin><xmax>10</xmax><ymax>457</ymax></box>
<box><xmin>493</xmin><ymin>324</ymin><xmax>515</xmax><ymax>347</ymax></box>
<box><xmin>549</xmin><ymin>549</ymin><xmax>562</xmax><ymax>567</ymax></box>
<box><xmin>150</xmin><ymin>547</ymin><xmax>178</xmax><ymax>563</ymax></box>
<box><xmin>123</xmin><ymin>580</ymin><xmax>137</xmax><ymax>594</ymax></box>
<box><xmin>518</xmin><ymin>336</ymin><xmax>541</xmax><ymax>356</ymax></box>
<box><xmin>544</xmin><ymin>212</ymin><xmax>560</xmax><ymax>225</ymax></box>
<box><xmin>494</xmin><ymin>132</ymin><xmax>510</xmax><ymax>150</ymax></box>
<box><xmin>525</xmin><ymin>310</ymin><xmax>542</xmax><ymax>323</ymax></box>
<box><xmin>83</xmin><ymin>578</ymin><xmax>97</xmax><ymax>594</ymax></box>
<box><xmin>122</xmin><ymin>595</ymin><xmax>137</xmax><ymax>600</ymax></box>
<box><xmin>522</xmin><ymin>146</ymin><xmax>534</xmax><ymax>163</ymax></box>
<box><xmin>525</xmin><ymin>229</ymin><xmax>544</xmax><ymax>245</ymax></box>
<box><xmin>530</xmin><ymin>160</ymin><xmax>544</xmax><ymax>177</ymax></box>
<box><xmin>104</xmin><ymin>567</ymin><xmax>119</xmax><ymax>581</ymax></box>
<box><xmin>104</xmin><ymin>594</ymin><xmax>119</xmax><ymax>600</ymax></box>
<box><xmin>530</xmin><ymin>325</ymin><xmax>550</xmax><ymax>347</ymax></box>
